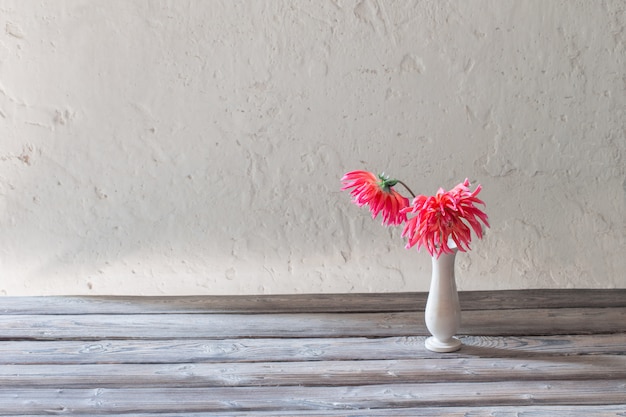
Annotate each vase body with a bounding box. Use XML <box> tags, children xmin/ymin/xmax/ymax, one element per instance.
<box><xmin>424</xmin><ymin>249</ymin><xmax>462</xmax><ymax>352</ymax></box>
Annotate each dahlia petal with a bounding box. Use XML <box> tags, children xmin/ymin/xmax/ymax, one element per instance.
<box><xmin>341</xmin><ymin>170</ymin><xmax>411</xmax><ymax>227</ymax></box>
<box><xmin>401</xmin><ymin>180</ymin><xmax>489</xmax><ymax>258</ymax></box>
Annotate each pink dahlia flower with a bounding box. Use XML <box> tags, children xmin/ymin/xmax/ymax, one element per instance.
<box><xmin>341</xmin><ymin>170</ymin><xmax>410</xmax><ymax>227</ymax></box>
<box><xmin>401</xmin><ymin>179</ymin><xmax>489</xmax><ymax>258</ymax></box>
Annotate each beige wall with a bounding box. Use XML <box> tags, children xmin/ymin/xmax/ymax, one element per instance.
<box><xmin>1</xmin><ymin>0</ymin><xmax>624</xmax><ymax>295</ymax></box>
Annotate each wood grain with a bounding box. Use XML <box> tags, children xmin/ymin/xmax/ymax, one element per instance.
<box><xmin>0</xmin><ymin>334</ymin><xmax>625</xmax><ymax>365</ymax></box>
<box><xmin>1</xmin><ymin>307</ymin><xmax>624</xmax><ymax>340</ymax></box>
<box><xmin>2</xmin><ymin>356</ymin><xmax>625</xmax><ymax>388</ymax></box>
<box><xmin>0</xmin><ymin>291</ymin><xmax>624</xmax><ymax>416</ymax></box>
<box><xmin>4</xmin><ymin>406</ymin><xmax>626</xmax><ymax>417</ymax></box>
<box><xmin>1</xmin><ymin>289</ymin><xmax>625</xmax><ymax>315</ymax></box>
<box><xmin>2</xmin><ymin>381</ymin><xmax>625</xmax><ymax>414</ymax></box>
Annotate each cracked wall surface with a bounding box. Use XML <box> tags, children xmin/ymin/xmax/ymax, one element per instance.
<box><xmin>0</xmin><ymin>0</ymin><xmax>624</xmax><ymax>295</ymax></box>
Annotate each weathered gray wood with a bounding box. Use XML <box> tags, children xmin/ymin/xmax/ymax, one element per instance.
<box><xmin>1</xmin><ymin>289</ymin><xmax>624</xmax><ymax>315</ymax></box>
<box><xmin>7</xmin><ymin>406</ymin><xmax>626</xmax><ymax>417</ymax></box>
<box><xmin>1</xmin><ymin>381</ymin><xmax>625</xmax><ymax>413</ymax></box>
<box><xmin>462</xmin><ymin>307</ymin><xmax>626</xmax><ymax>335</ymax></box>
<box><xmin>1</xmin><ymin>308</ymin><xmax>624</xmax><ymax>340</ymax></box>
<box><xmin>3</xmin><ymin>356</ymin><xmax>625</xmax><ymax>388</ymax></box>
<box><xmin>0</xmin><ymin>291</ymin><xmax>624</xmax><ymax>416</ymax></box>
<box><xmin>1</xmin><ymin>334</ymin><xmax>624</xmax><ymax>365</ymax></box>
<box><xmin>0</xmin><ymin>312</ymin><xmax>419</xmax><ymax>340</ymax></box>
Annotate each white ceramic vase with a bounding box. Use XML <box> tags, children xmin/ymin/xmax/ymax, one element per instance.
<box><xmin>424</xmin><ymin>242</ymin><xmax>462</xmax><ymax>352</ymax></box>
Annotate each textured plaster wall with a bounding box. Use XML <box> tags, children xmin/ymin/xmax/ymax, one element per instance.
<box><xmin>0</xmin><ymin>0</ymin><xmax>624</xmax><ymax>295</ymax></box>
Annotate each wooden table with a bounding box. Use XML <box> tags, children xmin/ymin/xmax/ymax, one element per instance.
<box><xmin>0</xmin><ymin>290</ymin><xmax>625</xmax><ymax>415</ymax></box>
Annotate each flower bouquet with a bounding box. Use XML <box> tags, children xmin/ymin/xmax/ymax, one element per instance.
<box><xmin>341</xmin><ymin>170</ymin><xmax>489</xmax><ymax>351</ymax></box>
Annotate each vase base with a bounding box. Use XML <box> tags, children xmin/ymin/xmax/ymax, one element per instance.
<box><xmin>425</xmin><ymin>336</ymin><xmax>462</xmax><ymax>353</ymax></box>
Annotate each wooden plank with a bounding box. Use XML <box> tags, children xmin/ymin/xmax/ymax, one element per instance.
<box><xmin>1</xmin><ymin>289</ymin><xmax>625</xmax><ymax>315</ymax></box>
<box><xmin>0</xmin><ymin>334</ymin><xmax>624</xmax><ymax>365</ymax></box>
<box><xmin>1</xmin><ymin>381</ymin><xmax>624</xmax><ymax>414</ymax></box>
<box><xmin>1</xmin><ymin>308</ymin><xmax>624</xmax><ymax>340</ymax></box>
<box><xmin>0</xmin><ymin>312</ymin><xmax>418</xmax><ymax>340</ymax></box>
<box><xmin>2</xmin><ymin>356</ymin><xmax>625</xmax><ymax>388</ymax></box>
<box><xmin>459</xmin><ymin>334</ymin><xmax>626</xmax><ymax>356</ymax></box>
<box><xmin>461</xmin><ymin>307</ymin><xmax>626</xmax><ymax>336</ymax></box>
<box><xmin>462</xmin><ymin>289</ymin><xmax>626</xmax><ymax>310</ymax></box>
<box><xmin>6</xmin><ymin>406</ymin><xmax>626</xmax><ymax>417</ymax></box>
<box><xmin>0</xmin><ymin>292</ymin><xmax>624</xmax><ymax>416</ymax></box>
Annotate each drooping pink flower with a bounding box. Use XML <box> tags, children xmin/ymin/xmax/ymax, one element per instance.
<box><xmin>401</xmin><ymin>179</ymin><xmax>489</xmax><ymax>258</ymax></box>
<box><xmin>341</xmin><ymin>170</ymin><xmax>410</xmax><ymax>226</ymax></box>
